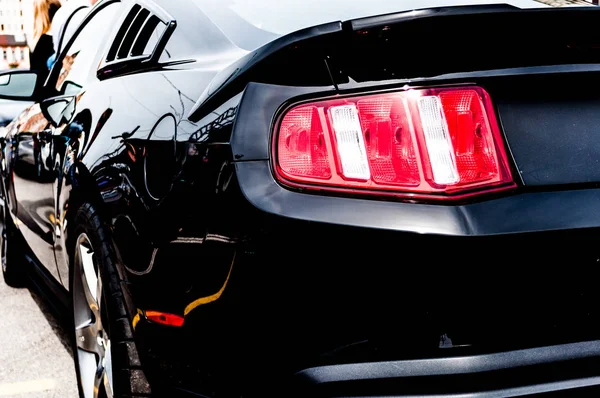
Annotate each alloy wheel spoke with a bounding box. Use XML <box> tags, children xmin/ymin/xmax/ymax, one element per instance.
<box><xmin>78</xmin><ymin>350</ymin><xmax>98</xmax><ymax>398</ymax></box>
<box><xmin>75</xmin><ymin>322</ymin><xmax>102</xmax><ymax>355</ymax></box>
<box><xmin>79</xmin><ymin>244</ymin><xmax>99</xmax><ymax>317</ymax></box>
<box><xmin>75</xmin><ymin>233</ymin><xmax>111</xmax><ymax>398</ymax></box>
<box><xmin>95</xmin><ymin>271</ymin><xmax>103</xmax><ymax>325</ymax></box>
<box><xmin>103</xmin><ymin>366</ymin><xmax>114</xmax><ymax>398</ymax></box>
<box><xmin>94</xmin><ymin>368</ymin><xmax>104</xmax><ymax>398</ymax></box>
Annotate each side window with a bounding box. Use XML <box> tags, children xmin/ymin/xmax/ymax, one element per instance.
<box><xmin>55</xmin><ymin>3</ymin><xmax>121</xmax><ymax>95</ymax></box>
<box><xmin>137</xmin><ymin>16</ymin><xmax>167</xmax><ymax>57</ymax></box>
<box><xmin>102</xmin><ymin>2</ymin><xmax>172</xmax><ymax>66</ymax></box>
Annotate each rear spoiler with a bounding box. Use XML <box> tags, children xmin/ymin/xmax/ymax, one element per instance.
<box><xmin>187</xmin><ymin>20</ymin><xmax>343</xmax><ymax>122</ymax></box>
<box><xmin>188</xmin><ymin>4</ymin><xmax>600</xmax><ymax>122</ymax></box>
<box><xmin>348</xmin><ymin>3</ymin><xmax>527</xmax><ymax>30</ymax></box>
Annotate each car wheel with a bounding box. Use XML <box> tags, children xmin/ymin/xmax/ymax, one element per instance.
<box><xmin>1</xmin><ymin>199</ymin><xmax>26</xmax><ymax>287</ymax></box>
<box><xmin>70</xmin><ymin>203</ymin><xmax>151</xmax><ymax>398</ymax></box>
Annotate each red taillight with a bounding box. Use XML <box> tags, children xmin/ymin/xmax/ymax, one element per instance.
<box><xmin>274</xmin><ymin>86</ymin><xmax>514</xmax><ymax>200</ymax></box>
<box><xmin>145</xmin><ymin>311</ymin><xmax>185</xmax><ymax>327</ymax></box>
<box><xmin>277</xmin><ymin>106</ymin><xmax>331</xmax><ymax>179</ymax></box>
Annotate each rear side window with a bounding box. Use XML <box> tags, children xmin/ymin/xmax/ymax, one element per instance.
<box><xmin>133</xmin><ymin>15</ymin><xmax>165</xmax><ymax>56</ymax></box>
<box><xmin>55</xmin><ymin>2</ymin><xmax>122</xmax><ymax>95</ymax></box>
<box><xmin>105</xmin><ymin>4</ymin><xmax>140</xmax><ymax>61</ymax></box>
<box><xmin>103</xmin><ymin>1</ymin><xmax>171</xmax><ymax>65</ymax></box>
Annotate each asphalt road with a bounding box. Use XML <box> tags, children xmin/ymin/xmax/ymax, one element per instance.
<box><xmin>0</xmin><ymin>273</ymin><xmax>78</xmax><ymax>397</ymax></box>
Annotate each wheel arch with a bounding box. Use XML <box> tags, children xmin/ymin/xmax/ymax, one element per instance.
<box><xmin>56</xmin><ymin>158</ymin><xmax>122</xmax><ymax>292</ymax></box>
<box><xmin>65</xmin><ymin>163</ymin><xmax>105</xmax><ymax>225</ymax></box>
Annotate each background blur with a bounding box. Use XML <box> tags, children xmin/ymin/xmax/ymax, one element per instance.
<box><xmin>0</xmin><ymin>0</ymin><xmax>32</xmax><ymax>70</ymax></box>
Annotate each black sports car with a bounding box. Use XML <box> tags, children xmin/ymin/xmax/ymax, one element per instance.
<box><xmin>3</xmin><ymin>0</ymin><xmax>600</xmax><ymax>397</ymax></box>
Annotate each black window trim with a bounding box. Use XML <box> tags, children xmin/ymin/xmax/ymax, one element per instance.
<box><xmin>130</xmin><ymin>14</ymin><xmax>161</xmax><ymax>57</ymax></box>
<box><xmin>97</xmin><ymin>0</ymin><xmax>177</xmax><ymax>79</ymax></box>
<box><xmin>114</xmin><ymin>5</ymin><xmax>147</xmax><ymax>60</ymax></box>
<box><xmin>44</xmin><ymin>0</ymin><xmax>122</xmax><ymax>98</ymax></box>
<box><xmin>105</xmin><ymin>3</ymin><xmax>141</xmax><ymax>62</ymax></box>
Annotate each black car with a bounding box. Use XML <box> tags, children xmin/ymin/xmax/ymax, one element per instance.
<box><xmin>3</xmin><ymin>0</ymin><xmax>600</xmax><ymax>397</ymax></box>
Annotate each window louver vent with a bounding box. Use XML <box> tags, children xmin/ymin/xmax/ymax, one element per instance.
<box><xmin>102</xmin><ymin>0</ymin><xmax>174</xmax><ymax>71</ymax></box>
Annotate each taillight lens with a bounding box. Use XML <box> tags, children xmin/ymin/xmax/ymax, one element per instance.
<box><xmin>274</xmin><ymin>86</ymin><xmax>514</xmax><ymax>200</ymax></box>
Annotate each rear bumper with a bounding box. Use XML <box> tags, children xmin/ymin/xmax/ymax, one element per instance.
<box><xmin>139</xmin><ymin>161</ymin><xmax>600</xmax><ymax>396</ymax></box>
<box><xmin>148</xmin><ymin>346</ymin><xmax>600</xmax><ymax>397</ymax></box>
<box><xmin>296</xmin><ymin>342</ymin><xmax>600</xmax><ymax>397</ymax></box>
<box><xmin>138</xmin><ymin>224</ymin><xmax>600</xmax><ymax>396</ymax></box>
<box><xmin>235</xmin><ymin>159</ymin><xmax>600</xmax><ymax>236</ymax></box>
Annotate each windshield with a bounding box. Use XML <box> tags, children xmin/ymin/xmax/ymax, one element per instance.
<box><xmin>192</xmin><ymin>0</ymin><xmax>547</xmax><ymax>51</ymax></box>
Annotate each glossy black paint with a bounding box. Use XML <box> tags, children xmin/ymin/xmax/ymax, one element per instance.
<box><xmin>296</xmin><ymin>341</ymin><xmax>600</xmax><ymax>396</ymax></box>
<box><xmin>187</xmin><ymin>20</ymin><xmax>341</xmax><ymax>122</ymax></box>
<box><xmin>494</xmin><ymin>72</ymin><xmax>600</xmax><ymax>186</ymax></box>
<box><xmin>3</xmin><ymin>1</ymin><xmax>600</xmax><ymax>397</ymax></box>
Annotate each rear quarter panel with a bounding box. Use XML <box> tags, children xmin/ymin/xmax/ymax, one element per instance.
<box><xmin>55</xmin><ymin>66</ymin><xmax>243</xmax><ymax>326</ymax></box>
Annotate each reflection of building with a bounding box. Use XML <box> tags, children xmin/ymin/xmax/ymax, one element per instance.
<box><xmin>0</xmin><ymin>0</ymin><xmax>33</xmax><ymax>37</ymax></box>
<box><xmin>56</xmin><ymin>51</ymin><xmax>77</xmax><ymax>89</ymax></box>
<box><xmin>0</xmin><ymin>0</ymin><xmax>33</xmax><ymax>69</ymax></box>
<box><xmin>0</xmin><ymin>34</ymin><xmax>29</xmax><ymax>69</ymax></box>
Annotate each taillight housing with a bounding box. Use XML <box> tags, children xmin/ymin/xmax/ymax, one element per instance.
<box><xmin>273</xmin><ymin>86</ymin><xmax>515</xmax><ymax>200</ymax></box>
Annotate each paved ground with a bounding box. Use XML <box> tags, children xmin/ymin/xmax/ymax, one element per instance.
<box><xmin>0</xmin><ymin>275</ymin><xmax>78</xmax><ymax>397</ymax></box>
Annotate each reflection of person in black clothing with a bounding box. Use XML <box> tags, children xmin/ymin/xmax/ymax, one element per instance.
<box><xmin>30</xmin><ymin>0</ymin><xmax>61</xmax><ymax>83</ymax></box>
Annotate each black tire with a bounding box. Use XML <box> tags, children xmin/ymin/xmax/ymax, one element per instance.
<box><xmin>70</xmin><ymin>203</ymin><xmax>151</xmax><ymax>398</ymax></box>
<box><xmin>1</xmin><ymin>200</ymin><xmax>27</xmax><ymax>287</ymax></box>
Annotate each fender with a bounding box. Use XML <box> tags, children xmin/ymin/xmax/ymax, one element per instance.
<box><xmin>55</xmin><ymin>83</ymin><xmax>245</xmax><ymax>336</ymax></box>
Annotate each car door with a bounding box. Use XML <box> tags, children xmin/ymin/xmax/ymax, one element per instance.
<box><xmin>11</xmin><ymin>1</ymin><xmax>123</xmax><ymax>284</ymax></box>
<box><xmin>11</xmin><ymin>100</ymin><xmax>61</xmax><ymax>281</ymax></box>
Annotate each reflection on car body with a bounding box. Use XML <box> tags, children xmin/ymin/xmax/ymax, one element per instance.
<box><xmin>3</xmin><ymin>0</ymin><xmax>600</xmax><ymax>397</ymax></box>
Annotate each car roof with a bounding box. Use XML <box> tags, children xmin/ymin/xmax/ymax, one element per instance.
<box><xmin>189</xmin><ymin>0</ymin><xmax>547</xmax><ymax>51</ymax></box>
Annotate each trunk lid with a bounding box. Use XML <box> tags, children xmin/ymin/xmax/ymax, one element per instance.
<box><xmin>329</xmin><ymin>6</ymin><xmax>600</xmax><ymax>187</ymax></box>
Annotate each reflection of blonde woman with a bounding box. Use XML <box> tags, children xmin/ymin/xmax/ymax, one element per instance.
<box><xmin>30</xmin><ymin>0</ymin><xmax>61</xmax><ymax>79</ymax></box>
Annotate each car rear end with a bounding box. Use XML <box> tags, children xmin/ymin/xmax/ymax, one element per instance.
<box><xmin>163</xmin><ymin>4</ymin><xmax>600</xmax><ymax>397</ymax></box>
